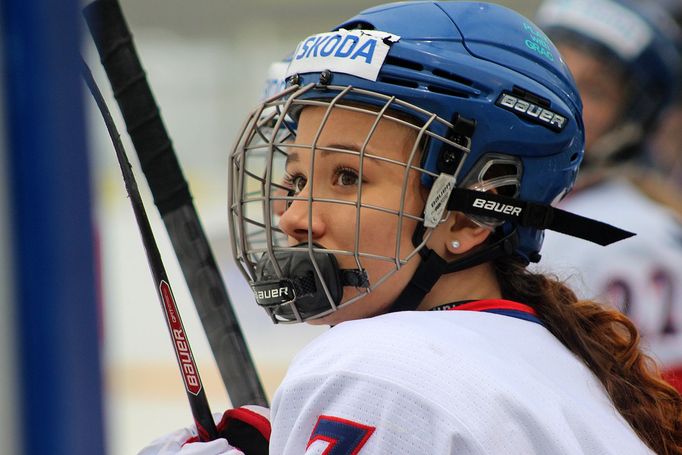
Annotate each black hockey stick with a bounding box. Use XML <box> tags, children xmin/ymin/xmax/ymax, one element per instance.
<box><xmin>82</xmin><ymin>0</ymin><xmax>267</xmax><ymax>407</ymax></box>
<box><xmin>81</xmin><ymin>58</ymin><xmax>218</xmax><ymax>441</ymax></box>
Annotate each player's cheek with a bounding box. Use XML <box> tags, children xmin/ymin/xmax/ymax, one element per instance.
<box><xmin>357</xmin><ymin>208</ymin><xmax>400</xmax><ymax>258</ymax></box>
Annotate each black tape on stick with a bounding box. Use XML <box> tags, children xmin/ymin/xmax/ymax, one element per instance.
<box><xmin>83</xmin><ymin>0</ymin><xmax>268</xmax><ymax>407</ymax></box>
<box><xmin>83</xmin><ymin>0</ymin><xmax>189</xmax><ymax>214</ymax></box>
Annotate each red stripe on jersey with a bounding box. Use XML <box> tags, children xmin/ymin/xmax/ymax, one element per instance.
<box><xmin>445</xmin><ymin>299</ymin><xmax>538</xmax><ymax>316</ymax></box>
<box><xmin>662</xmin><ymin>365</ymin><xmax>682</xmax><ymax>394</ymax></box>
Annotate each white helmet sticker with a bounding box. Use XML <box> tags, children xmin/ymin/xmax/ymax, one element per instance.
<box><xmin>286</xmin><ymin>29</ymin><xmax>400</xmax><ymax>82</ymax></box>
<box><xmin>537</xmin><ymin>0</ymin><xmax>653</xmax><ymax>60</ymax></box>
<box><xmin>424</xmin><ymin>173</ymin><xmax>456</xmax><ymax>228</ymax></box>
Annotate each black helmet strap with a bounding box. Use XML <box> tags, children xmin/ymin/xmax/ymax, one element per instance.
<box><xmin>388</xmin><ymin>224</ymin><xmax>518</xmax><ymax>313</ymax></box>
<box><xmin>447</xmin><ymin>188</ymin><xmax>634</xmax><ymax>246</ymax></box>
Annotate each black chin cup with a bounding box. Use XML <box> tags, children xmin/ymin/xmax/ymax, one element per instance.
<box><xmin>251</xmin><ymin>244</ymin><xmax>347</xmax><ymax>322</ymax></box>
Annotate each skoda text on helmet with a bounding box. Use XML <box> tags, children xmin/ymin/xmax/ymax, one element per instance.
<box><xmin>228</xmin><ymin>2</ymin><xmax>633</xmax><ymax>324</ymax></box>
<box><xmin>536</xmin><ymin>0</ymin><xmax>682</xmax><ymax>153</ymax></box>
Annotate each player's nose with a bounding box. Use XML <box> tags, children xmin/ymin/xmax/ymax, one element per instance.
<box><xmin>278</xmin><ymin>196</ymin><xmax>326</xmax><ymax>244</ymax></box>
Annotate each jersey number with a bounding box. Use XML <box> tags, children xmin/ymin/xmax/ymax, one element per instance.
<box><xmin>605</xmin><ymin>267</ymin><xmax>677</xmax><ymax>338</ymax></box>
<box><xmin>306</xmin><ymin>415</ymin><xmax>375</xmax><ymax>455</ymax></box>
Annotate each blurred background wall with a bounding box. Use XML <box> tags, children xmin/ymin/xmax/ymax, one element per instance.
<box><xmin>83</xmin><ymin>1</ymin><xmax>542</xmax><ymax>453</ymax></box>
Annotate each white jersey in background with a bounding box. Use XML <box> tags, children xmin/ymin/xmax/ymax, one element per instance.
<box><xmin>269</xmin><ymin>303</ymin><xmax>652</xmax><ymax>454</ymax></box>
<box><xmin>538</xmin><ymin>178</ymin><xmax>682</xmax><ymax>389</ymax></box>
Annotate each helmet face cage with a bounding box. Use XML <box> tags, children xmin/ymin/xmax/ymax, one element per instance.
<box><xmin>228</xmin><ymin>83</ymin><xmax>471</xmax><ymax>323</ymax></box>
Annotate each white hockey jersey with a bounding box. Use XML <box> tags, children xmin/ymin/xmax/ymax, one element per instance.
<box><xmin>269</xmin><ymin>301</ymin><xmax>652</xmax><ymax>454</ymax></box>
<box><xmin>539</xmin><ymin>178</ymin><xmax>682</xmax><ymax>388</ymax></box>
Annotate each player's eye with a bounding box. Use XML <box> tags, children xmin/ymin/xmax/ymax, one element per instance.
<box><xmin>334</xmin><ymin>167</ymin><xmax>360</xmax><ymax>187</ymax></box>
<box><xmin>283</xmin><ymin>173</ymin><xmax>307</xmax><ymax>195</ymax></box>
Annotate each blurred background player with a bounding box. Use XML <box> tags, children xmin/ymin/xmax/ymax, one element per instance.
<box><xmin>648</xmin><ymin>0</ymin><xmax>682</xmax><ymax>190</ymax></box>
<box><xmin>536</xmin><ymin>0</ymin><xmax>682</xmax><ymax>390</ymax></box>
<box><xmin>650</xmin><ymin>95</ymin><xmax>682</xmax><ymax>189</ymax></box>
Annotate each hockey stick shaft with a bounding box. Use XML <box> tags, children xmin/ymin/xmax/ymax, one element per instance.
<box><xmin>82</xmin><ymin>0</ymin><xmax>267</xmax><ymax>407</ymax></box>
<box><xmin>81</xmin><ymin>58</ymin><xmax>218</xmax><ymax>441</ymax></box>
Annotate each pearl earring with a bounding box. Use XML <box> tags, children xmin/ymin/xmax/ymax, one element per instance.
<box><xmin>450</xmin><ymin>240</ymin><xmax>461</xmax><ymax>250</ymax></box>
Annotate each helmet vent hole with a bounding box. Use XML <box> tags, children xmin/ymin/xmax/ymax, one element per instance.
<box><xmin>378</xmin><ymin>76</ymin><xmax>419</xmax><ymax>89</ymax></box>
<box><xmin>385</xmin><ymin>55</ymin><xmax>423</xmax><ymax>71</ymax></box>
<box><xmin>511</xmin><ymin>86</ymin><xmax>550</xmax><ymax>107</ymax></box>
<box><xmin>570</xmin><ymin>152</ymin><xmax>579</xmax><ymax>162</ymax></box>
<box><xmin>432</xmin><ymin>68</ymin><xmax>473</xmax><ymax>86</ymax></box>
<box><xmin>343</xmin><ymin>21</ymin><xmax>375</xmax><ymax>31</ymax></box>
<box><xmin>428</xmin><ymin>85</ymin><xmax>470</xmax><ymax>98</ymax></box>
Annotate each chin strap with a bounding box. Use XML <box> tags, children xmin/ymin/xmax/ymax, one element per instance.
<box><xmin>389</xmin><ymin>225</ymin><xmax>519</xmax><ymax>313</ymax></box>
<box><xmin>341</xmin><ymin>269</ymin><xmax>370</xmax><ymax>287</ymax></box>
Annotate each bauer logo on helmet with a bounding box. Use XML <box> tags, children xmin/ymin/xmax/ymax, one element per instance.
<box><xmin>496</xmin><ymin>92</ymin><xmax>568</xmax><ymax>131</ymax></box>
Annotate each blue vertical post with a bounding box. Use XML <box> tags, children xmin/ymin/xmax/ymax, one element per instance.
<box><xmin>1</xmin><ymin>0</ymin><xmax>106</xmax><ymax>453</ymax></box>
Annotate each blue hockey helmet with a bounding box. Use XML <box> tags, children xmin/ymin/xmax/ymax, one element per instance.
<box><xmin>284</xmin><ymin>1</ymin><xmax>585</xmax><ymax>263</ymax></box>
<box><xmin>229</xmin><ymin>2</ymin><xmax>631</xmax><ymax>322</ymax></box>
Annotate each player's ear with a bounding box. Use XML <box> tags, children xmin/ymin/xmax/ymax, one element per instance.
<box><xmin>440</xmin><ymin>211</ymin><xmax>493</xmax><ymax>257</ymax></box>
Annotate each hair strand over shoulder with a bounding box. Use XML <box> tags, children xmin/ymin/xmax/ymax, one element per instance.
<box><xmin>495</xmin><ymin>256</ymin><xmax>682</xmax><ymax>455</ymax></box>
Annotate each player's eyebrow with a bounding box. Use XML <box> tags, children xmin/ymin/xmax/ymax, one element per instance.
<box><xmin>285</xmin><ymin>142</ymin><xmax>382</xmax><ymax>167</ymax></box>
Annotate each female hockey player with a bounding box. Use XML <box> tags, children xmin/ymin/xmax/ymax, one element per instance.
<box><xmin>535</xmin><ymin>0</ymin><xmax>682</xmax><ymax>392</ymax></box>
<box><xmin>141</xmin><ymin>1</ymin><xmax>682</xmax><ymax>454</ymax></box>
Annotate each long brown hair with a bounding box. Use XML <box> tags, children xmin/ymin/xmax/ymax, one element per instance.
<box><xmin>495</xmin><ymin>256</ymin><xmax>682</xmax><ymax>454</ymax></box>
